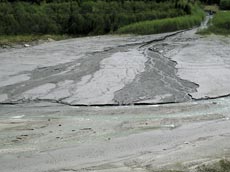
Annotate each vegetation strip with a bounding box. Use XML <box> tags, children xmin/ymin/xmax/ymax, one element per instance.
<box><xmin>0</xmin><ymin>35</ymin><xmax>69</xmax><ymax>46</ymax></box>
<box><xmin>0</xmin><ymin>0</ymin><xmax>190</xmax><ymax>36</ymax></box>
<box><xmin>117</xmin><ymin>6</ymin><xmax>205</xmax><ymax>35</ymax></box>
<box><xmin>198</xmin><ymin>11</ymin><xmax>230</xmax><ymax>35</ymax></box>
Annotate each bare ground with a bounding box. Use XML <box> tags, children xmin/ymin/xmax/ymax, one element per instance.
<box><xmin>1</xmin><ymin>19</ymin><xmax>230</xmax><ymax>171</ymax></box>
<box><xmin>0</xmin><ymin>97</ymin><xmax>230</xmax><ymax>172</ymax></box>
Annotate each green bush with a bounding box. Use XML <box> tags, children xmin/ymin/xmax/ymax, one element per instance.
<box><xmin>213</xmin><ymin>12</ymin><xmax>230</xmax><ymax>30</ymax></box>
<box><xmin>220</xmin><ymin>0</ymin><xmax>230</xmax><ymax>10</ymax></box>
<box><xmin>0</xmin><ymin>0</ymin><xmax>191</xmax><ymax>36</ymax></box>
<box><xmin>199</xmin><ymin>11</ymin><xmax>230</xmax><ymax>35</ymax></box>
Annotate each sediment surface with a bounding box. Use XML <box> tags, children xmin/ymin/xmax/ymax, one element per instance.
<box><xmin>1</xmin><ymin>20</ymin><xmax>230</xmax><ymax>172</ymax></box>
<box><xmin>1</xmin><ymin>26</ymin><xmax>230</xmax><ymax>105</ymax></box>
<box><xmin>1</xmin><ymin>98</ymin><xmax>230</xmax><ymax>172</ymax></box>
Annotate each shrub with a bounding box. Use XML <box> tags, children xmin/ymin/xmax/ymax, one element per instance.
<box><xmin>199</xmin><ymin>11</ymin><xmax>230</xmax><ymax>35</ymax></box>
<box><xmin>0</xmin><ymin>0</ymin><xmax>193</xmax><ymax>35</ymax></box>
<box><xmin>220</xmin><ymin>0</ymin><xmax>230</xmax><ymax>10</ymax></box>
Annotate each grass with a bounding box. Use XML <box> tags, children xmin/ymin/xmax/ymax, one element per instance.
<box><xmin>197</xmin><ymin>159</ymin><xmax>230</xmax><ymax>172</ymax></box>
<box><xmin>0</xmin><ymin>6</ymin><xmax>204</xmax><ymax>45</ymax></box>
<box><xmin>198</xmin><ymin>11</ymin><xmax>230</xmax><ymax>35</ymax></box>
<box><xmin>204</xmin><ymin>5</ymin><xmax>219</xmax><ymax>13</ymax></box>
<box><xmin>152</xmin><ymin>159</ymin><xmax>230</xmax><ymax>172</ymax></box>
<box><xmin>117</xmin><ymin>6</ymin><xmax>205</xmax><ymax>35</ymax></box>
<box><xmin>0</xmin><ymin>34</ymin><xmax>70</xmax><ymax>46</ymax></box>
<box><xmin>220</xmin><ymin>0</ymin><xmax>230</xmax><ymax>10</ymax></box>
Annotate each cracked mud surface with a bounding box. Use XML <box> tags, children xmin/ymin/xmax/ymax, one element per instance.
<box><xmin>1</xmin><ymin>21</ymin><xmax>230</xmax><ymax>105</ymax></box>
<box><xmin>1</xmin><ymin>17</ymin><xmax>230</xmax><ymax>172</ymax></box>
<box><xmin>0</xmin><ymin>31</ymin><xmax>198</xmax><ymax>105</ymax></box>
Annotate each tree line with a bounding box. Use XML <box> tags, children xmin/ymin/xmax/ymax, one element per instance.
<box><xmin>0</xmin><ymin>0</ymin><xmax>192</xmax><ymax>35</ymax></box>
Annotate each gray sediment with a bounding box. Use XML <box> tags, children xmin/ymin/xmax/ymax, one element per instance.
<box><xmin>113</xmin><ymin>45</ymin><xmax>198</xmax><ymax>104</ymax></box>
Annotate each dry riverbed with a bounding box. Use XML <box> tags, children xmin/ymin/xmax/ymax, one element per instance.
<box><xmin>0</xmin><ymin>98</ymin><xmax>230</xmax><ymax>172</ymax></box>
<box><xmin>1</xmin><ymin>24</ymin><xmax>230</xmax><ymax>171</ymax></box>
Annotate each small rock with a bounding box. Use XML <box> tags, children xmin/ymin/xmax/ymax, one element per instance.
<box><xmin>21</xmin><ymin>135</ymin><xmax>28</xmax><ymax>137</ymax></box>
<box><xmin>47</xmin><ymin>38</ymin><xmax>55</xmax><ymax>42</ymax></box>
<box><xmin>165</xmin><ymin>124</ymin><xmax>176</xmax><ymax>129</ymax></box>
<box><xmin>24</xmin><ymin>44</ymin><xmax>30</xmax><ymax>47</ymax></box>
<box><xmin>2</xmin><ymin>45</ymin><xmax>9</xmax><ymax>49</ymax></box>
<box><xmin>80</xmin><ymin>128</ymin><xmax>92</xmax><ymax>130</ymax></box>
<box><xmin>27</xmin><ymin>128</ymin><xmax>34</xmax><ymax>130</ymax></box>
<box><xmin>58</xmin><ymin>124</ymin><xmax>62</xmax><ymax>127</ymax></box>
<box><xmin>184</xmin><ymin>141</ymin><xmax>189</xmax><ymax>144</ymax></box>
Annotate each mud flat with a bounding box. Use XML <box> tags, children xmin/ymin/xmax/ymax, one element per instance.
<box><xmin>0</xmin><ymin>31</ymin><xmax>198</xmax><ymax>105</ymax></box>
<box><xmin>0</xmin><ymin>34</ymin><xmax>172</xmax><ymax>105</ymax></box>
<box><xmin>0</xmin><ymin>97</ymin><xmax>230</xmax><ymax>172</ymax></box>
<box><xmin>163</xmin><ymin>34</ymin><xmax>230</xmax><ymax>100</ymax></box>
<box><xmin>1</xmin><ymin>19</ymin><xmax>230</xmax><ymax>171</ymax></box>
<box><xmin>1</xmin><ymin>27</ymin><xmax>230</xmax><ymax>105</ymax></box>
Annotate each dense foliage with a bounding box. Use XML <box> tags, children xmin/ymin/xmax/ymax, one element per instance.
<box><xmin>209</xmin><ymin>11</ymin><xmax>230</xmax><ymax>34</ymax></box>
<box><xmin>117</xmin><ymin>6</ymin><xmax>204</xmax><ymax>34</ymax></box>
<box><xmin>220</xmin><ymin>0</ymin><xmax>230</xmax><ymax>9</ymax></box>
<box><xmin>198</xmin><ymin>11</ymin><xmax>230</xmax><ymax>35</ymax></box>
<box><xmin>0</xmin><ymin>0</ymin><xmax>192</xmax><ymax>35</ymax></box>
